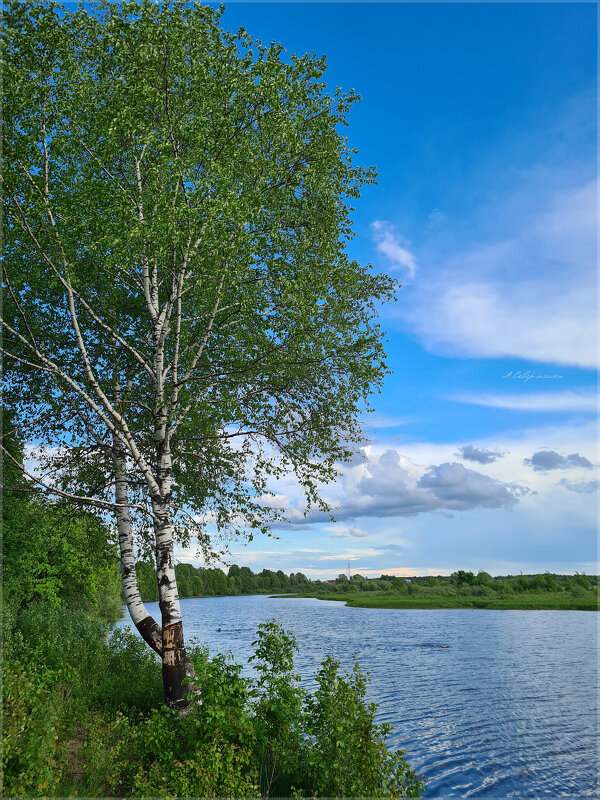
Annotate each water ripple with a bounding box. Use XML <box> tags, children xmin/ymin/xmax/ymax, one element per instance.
<box><xmin>117</xmin><ymin>596</ymin><xmax>598</xmax><ymax>798</ymax></box>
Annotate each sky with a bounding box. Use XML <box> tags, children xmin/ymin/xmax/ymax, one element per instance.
<box><xmin>169</xmin><ymin>1</ymin><xmax>598</xmax><ymax>580</ymax></box>
<box><xmin>60</xmin><ymin>1</ymin><xmax>595</xmax><ymax>578</ymax></box>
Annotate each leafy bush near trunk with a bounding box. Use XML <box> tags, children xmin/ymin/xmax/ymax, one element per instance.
<box><xmin>3</xmin><ymin>607</ymin><xmax>424</xmax><ymax>798</ymax></box>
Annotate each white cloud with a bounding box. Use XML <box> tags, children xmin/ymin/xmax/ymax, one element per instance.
<box><xmin>270</xmin><ymin>448</ymin><xmax>520</xmax><ymax>528</ymax></box>
<box><xmin>449</xmin><ymin>390</ymin><xmax>597</xmax><ymax>413</ymax></box>
<box><xmin>398</xmin><ymin>178</ymin><xmax>598</xmax><ymax>368</ymax></box>
<box><xmin>371</xmin><ymin>220</ymin><xmax>417</xmax><ymax>278</ymax></box>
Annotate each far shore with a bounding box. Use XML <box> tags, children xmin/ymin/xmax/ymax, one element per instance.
<box><xmin>274</xmin><ymin>591</ymin><xmax>599</xmax><ymax>611</ymax></box>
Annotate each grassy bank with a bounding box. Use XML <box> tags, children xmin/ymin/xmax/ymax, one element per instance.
<box><xmin>2</xmin><ymin>603</ymin><xmax>425</xmax><ymax>798</ymax></box>
<box><xmin>280</xmin><ymin>588</ymin><xmax>599</xmax><ymax>611</ymax></box>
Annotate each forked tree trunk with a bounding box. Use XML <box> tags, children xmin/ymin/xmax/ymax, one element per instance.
<box><xmin>115</xmin><ymin>444</ymin><xmax>198</xmax><ymax>709</ymax></box>
<box><xmin>114</xmin><ymin>446</ymin><xmax>163</xmax><ymax>655</ymax></box>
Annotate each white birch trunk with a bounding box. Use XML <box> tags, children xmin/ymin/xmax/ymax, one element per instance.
<box><xmin>114</xmin><ymin>446</ymin><xmax>163</xmax><ymax>655</ymax></box>
<box><xmin>152</xmin><ymin>439</ymin><xmax>197</xmax><ymax>708</ymax></box>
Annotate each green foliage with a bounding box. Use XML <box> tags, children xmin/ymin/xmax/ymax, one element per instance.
<box><xmin>3</xmin><ymin>0</ymin><xmax>396</xmax><ymax>555</ymax></box>
<box><xmin>302</xmin><ymin>657</ymin><xmax>424</xmax><ymax>799</ymax></box>
<box><xmin>245</xmin><ymin>620</ymin><xmax>425</xmax><ymax>799</ymax></box>
<box><xmin>95</xmin><ymin>629</ymin><xmax>163</xmax><ymax>714</ymax></box>
<box><xmin>451</xmin><ymin>570</ymin><xmax>476</xmax><ymax>586</ymax></box>
<box><xmin>309</xmin><ymin>588</ymin><xmax>598</xmax><ymax>611</ymax></box>
<box><xmin>3</xmin><ymin>494</ymin><xmax>117</xmax><ymax>613</ymax></box>
<box><xmin>188</xmin><ymin>648</ymin><xmax>255</xmax><ymax>749</ymax></box>
<box><xmin>3</xmin><ymin>604</ymin><xmax>424</xmax><ymax>799</ymax></box>
<box><xmin>2</xmin><ymin>412</ymin><xmax>123</xmax><ymax>621</ymax></box>
<box><xmin>83</xmin><ymin>708</ymin><xmax>259</xmax><ymax>798</ymax></box>
<box><xmin>2</xmin><ymin>662</ymin><xmax>66</xmax><ymax>796</ymax></box>
<box><xmin>476</xmin><ymin>570</ymin><xmax>493</xmax><ymax>586</ymax></box>
<box><xmin>249</xmin><ymin>620</ymin><xmax>306</xmax><ymax>796</ymax></box>
<box><xmin>140</xmin><ymin>559</ymin><xmax>600</xmax><ymax>607</ymax></box>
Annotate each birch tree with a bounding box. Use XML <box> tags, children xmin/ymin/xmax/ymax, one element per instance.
<box><xmin>2</xmin><ymin>0</ymin><xmax>395</xmax><ymax>707</ymax></box>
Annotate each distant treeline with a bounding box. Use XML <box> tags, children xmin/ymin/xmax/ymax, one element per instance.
<box><xmin>136</xmin><ymin>563</ymin><xmax>598</xmax><ymax>603</ymax></box>
<box><xmin>136</xmin><ymin>562</ymin><xmax>313</xmax><ymax>601</ymax></box>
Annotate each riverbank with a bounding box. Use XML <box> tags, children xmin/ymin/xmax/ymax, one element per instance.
<box><xmin>278</xmin><ymin>589</ymin><xmax>598</xmax><ymax>611</ymax></box>
<box><xmin>3</xmin><ymin>602</ymin><xmax>425</xmax><ymax>798</ymax></box>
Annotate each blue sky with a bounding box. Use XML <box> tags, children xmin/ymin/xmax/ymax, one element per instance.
<box><xmin>174</xmin><ymin>2</ymin><xmax>598</xmax><ymax>579</ymax></box>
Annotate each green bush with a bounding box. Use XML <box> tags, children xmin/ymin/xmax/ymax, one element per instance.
<box><xmin>249</xmin><ymin>620</ymin><xmax>306</xmax><ymax>796</ymax></box>
<box><xmin>3</xmin><ymin>605</ymin><xmax>424</xmax><ymax>799</ymax></box>
<box><xmin>1</xmin><ymin>662</ymin><xmax>66</xmax><ymax>797</ymax></box>
<box><xmin>187</xmin><ymin>646</ymin><xmax>255</xmax><ymax>749</ymax></box>
<box><xmin>83</xmin><ymin>708</ymin><xmax>259</xmax><ymax>798</ymax></box>
<box><xmin>246</xmin><ymin>619</ymin><xmax>426</xmax><ymax>799</ymax></box>
<box><xmin>302</xmin><ymin>656</ymin><xmax>425</xmax><ymax>799</ymax></box>
<box><xmin>93</xmin><ymin>628</ymin><xmax>164</xmax><ymax>714</ymax></box>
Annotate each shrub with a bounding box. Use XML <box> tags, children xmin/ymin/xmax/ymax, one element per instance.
<box><xmin>92</xmin><ymin>628</ymin><xmax>163</xmax><ymax>714</ymax></box>
<box><xmin>302</xmin><ymin>656</ymin><xmax>424</xmax><ymax>799</ymax></box>
<box><xmin>4</xmin><ymin>606</ymin><xmax>425</xmax><ymax>799</ymax></box>
<box><xmin>1</xmin><ymin>662</ymin><xmax>66</xmax><ymax>796</ymax></box>
<box><xmin>249</xmin><ymin>620</ymin><xmax>306</xmax><ymax>796</ymax></box>
<box><xmin>187</xmin><ymin>646</ymin><xmax>255</xmax><ymax>749</ymax></box>
<box><xmin>83</xmin><ymin>706</ymin><xmax>259</xmax><ymax>798</ymax></box>
<box><xmin>248</xmin><ymin>620</ymin><xmax>425</xmax><ymax>799</ymax></box>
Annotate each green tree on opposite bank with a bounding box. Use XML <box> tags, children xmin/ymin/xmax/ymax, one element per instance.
<box><xmin>134</xmin><ymin>559</ymin><xmax>598</xmax><ymax>604</ymax></box>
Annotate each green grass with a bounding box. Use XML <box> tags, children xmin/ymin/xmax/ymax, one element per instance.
<box><xmin>279</xmin><ymin>589</ymin><xmax>599</xmax><ymax>611</ymax></box>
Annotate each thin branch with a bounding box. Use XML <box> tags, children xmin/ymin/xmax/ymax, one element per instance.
<box><xmin>0</xmin><ymin>443</ymin><xmax>157</xmax><ymax>519</ymax></box>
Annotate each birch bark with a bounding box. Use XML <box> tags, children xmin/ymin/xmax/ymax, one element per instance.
<box><xmin>152</xmin><ymin>440</ymin><xmax>194</xmax><ymax>707</ymax></box>
<box><xmin>114</xmin><ymin>442</ymin><xmax>163</xmax><ymax>656</ymax></box>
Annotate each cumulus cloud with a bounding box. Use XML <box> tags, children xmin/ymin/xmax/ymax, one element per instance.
<box><xmin>524</xmin><ymin>450</ymin><xmax>593</xmax><ymax>471</ymax></box>
<box><xmin>558</xmin><ymin>478</ymin><xmax>599</xmax><ymax>494</ymax></box>
<box><xmin>371</xmin><ymin>220</ymin><xmax>417</xmax><ymax>278</ymax></box>
<box><xmin>456</xmin><ymin>444</ymin><xmax>504</xmax><ymax>464</ymax></box>
<box><xmin>272</xmin><ymin>449</ymin><xmax>520</xmax><ymax>527</ymax></box>
<box><xmin>417</xmin><ymin>462</ymin><xmax>517</xmax><ymax>510</ymax></box>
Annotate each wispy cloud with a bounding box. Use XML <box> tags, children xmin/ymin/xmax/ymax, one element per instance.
<box><xmin>371</xmin><ymin>220</ymin><xmax>417</xmax><ymax>279</ymax></box>
<box><xmin>361</xmin><ymin>415</ymin><xmax>418</xmax><ymax>429</ymax></box>
<box><xmin>328</xmin><ymin>526</ymin><xmax>369</xmax><ymax>539</ymax></box>
<box><xmin>398</xmin><ymin>176</ymin><xmax>597</xmax><ymax>368</ymax></box>
<box><xmin>449</xmin><ymin>390</ymin><xmax>597</xmax><ymax>413</ymax></box>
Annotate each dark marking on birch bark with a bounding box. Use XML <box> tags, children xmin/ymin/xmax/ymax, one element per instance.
<box><xmin>162</xmin><ymin>621</ymin><xmax>189</xmax><ymax>708</ymax></box>
<box><xmin>136</xmin><ymin>615</ymin><xmax>163</xmax><ymax>656</ymax></box>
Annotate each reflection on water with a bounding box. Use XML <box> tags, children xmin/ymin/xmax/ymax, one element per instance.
<box><xmin>117</xmin><ymin>596</ymin><xmax>598</xmax><ymax>798</ymax></box>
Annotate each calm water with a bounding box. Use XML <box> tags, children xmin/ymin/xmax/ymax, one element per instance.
<box><xmin>117</xmin><ymin>595</ymin><xmax>599</xmax><ymax>798</ymax></box>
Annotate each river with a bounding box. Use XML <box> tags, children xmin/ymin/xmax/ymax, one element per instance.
<box><xmin>116</xmin><ymin>595</ymin><xmax>598</xmax><ymax>798</ymax></box>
